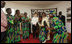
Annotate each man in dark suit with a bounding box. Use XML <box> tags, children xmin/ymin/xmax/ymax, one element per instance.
<box><xmin>57</xmin><ymin>11</ymin><xmax>65</xmax><ymax>26</ymax></box>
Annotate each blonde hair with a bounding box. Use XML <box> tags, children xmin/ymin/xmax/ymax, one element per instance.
<box><xmin>34</xmin><ymin>12</ymin><xmax>38</xmax><ymax>17</ymax></box>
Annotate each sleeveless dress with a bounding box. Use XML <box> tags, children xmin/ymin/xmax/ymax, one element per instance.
<box><xmin>52</xmin><ymin>17</ymin><xmax>67</xmax><ymax>43</ymax></box>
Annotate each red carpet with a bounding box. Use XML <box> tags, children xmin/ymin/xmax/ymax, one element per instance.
<box><xmin>17</xmin><ymin>32</ymin><xmax>71</xmax><ymax>43</ymax></box>
<box><xmin>17</xmin><ymin>33</ymin><xmax>52</xmax><ymax>43</ymax></box>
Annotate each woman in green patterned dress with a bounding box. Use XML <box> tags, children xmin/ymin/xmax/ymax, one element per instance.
<box><xmin>49</xmin><ymin>14</ymin><xmax>67</xmax><ymax>43</ymax></box>
<box><xmin>21</xmin><ymin>12</ymin><xmax>30</xmax><ymax>40</ymax></box>
<box><xmin>14</xmin><ymin>10</ymin><xmax>21</xmax><ymax>42</ymax></box>
<box><xmin>6</xmin><ymin>8</ymin><xmax>15</xmax><ymax>43</ymax></box>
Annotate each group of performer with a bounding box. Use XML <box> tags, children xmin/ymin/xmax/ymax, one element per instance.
<box><xmin>1</xmin><ymin>1</ymin><xmax>67</xmax><ymax>43</ymax></box>
<box><xmin>5</xmin><ymin>8</ymin><xmax>31</xmax><ymax>43</ymax></box>
<box><xmin>5</xmin><ymin>7</ymin><xmax>67</xmax><ymax>43</ymax></box>
<box><xmin>31</xmin><ymin>12</ymin><xmax>67</xmax><ymax>43</ymax></box>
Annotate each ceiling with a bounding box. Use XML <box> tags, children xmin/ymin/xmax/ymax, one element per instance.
<box><xmin>5</xmin><ymin>1</ymin><xmax>62</xmax><ymax>6</ymax></box>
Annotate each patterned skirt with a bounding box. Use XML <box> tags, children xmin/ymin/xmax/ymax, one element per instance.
<box><xmin>6</xmin><ymin>22</ymin><xmax>15</xmax><ymax>43</ymax></box>
<box><xmin>14</xmin><ymin>23</ymin><xmax>21</xmax><ymax>42</ymax></box>
<box><xmin>53</xmin><ymin>32</ymin><xmax>67</xmax><ymax>43</ymax></box>
<box><xmin>39</xmin><ymin>27</ymin><xmax>46</xmax><ymax>42</ymax></box>
<box><xmin>22</xmin><ymin>23</ymin><xmax>29</xmax><ymax>39</ymax></box>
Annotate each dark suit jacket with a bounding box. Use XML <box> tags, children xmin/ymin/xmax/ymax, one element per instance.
<box><xmin>57</xmin><ymin>15</ymin><xmax>65</xmax><ymax>26</ymax></box>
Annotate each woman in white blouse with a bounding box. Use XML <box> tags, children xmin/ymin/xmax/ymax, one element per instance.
<box><xmin>31</xmin><ymin>13</ymin><xmax>38</xmax><ymax>38</ymax></box>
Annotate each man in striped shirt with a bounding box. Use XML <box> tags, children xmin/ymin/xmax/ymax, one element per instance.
<box><xmin>1</xmin><ymin>1</ymin><xmax>7</xmax><ymax>43</ymax></box>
